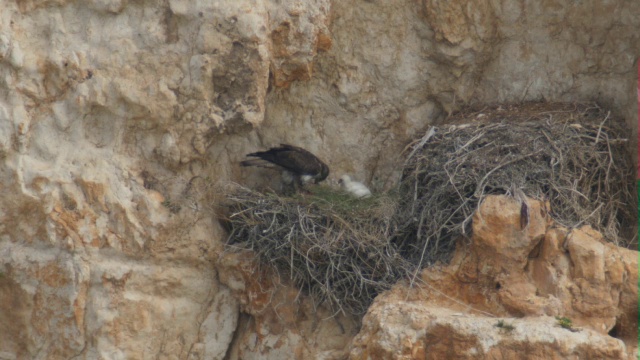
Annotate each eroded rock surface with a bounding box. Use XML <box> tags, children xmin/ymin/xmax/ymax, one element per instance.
<box><xmin>351</xmin><ymin>304</ymin><xmax>627</xmax><ymax>360</ymax></box>
<box><xmin>246</xmin><ymin>0</ymin><xmax>639</xmax><ymax>190</ymax></box>
<box><xmin>350</xmin><ymin>196</ymin><xmax>638</xmax><ymax>359</ymax></box>
<box><xmin>218</xmin><ymin>252</ymin><xmax>358</xmax><ymax>360</ymax></box>
<box><xmin>0</xmin><ymin>0</ymin><xmax>637</xmax><ymax>358</ymax></box>
<box><xmin>0</xmin><ymin>0</ymin><xmax>329</xmax><ymax>358</ymax></box>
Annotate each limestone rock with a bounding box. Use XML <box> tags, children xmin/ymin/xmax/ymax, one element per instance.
<box><xmin>0</xmin><ymin>238</ymin><xmax>238</xmax><ymax>359</ymax></box>
<box><xmin>268</xmin><ymin>0</ymin><xmax>332</xmax><ymax>88</ymax></box>
<box><xmin>0</xmin><ymin>0</ymin><xmax>638</xmax><ymax>358</ymax></box>
<box><xmin>472</xmin><ymin>196</ymin><xmax>549</xmax><ymax>268</ymax></box>
<box><xmin>351</xmin><ymin>195</ymin><xmax>637</xmax><ymax>359</ymax></box>
<box><xmin>250</xmin><ymin>0</ymin><xmax>639</xmax><ymax>192</ymax></box>
<box><xmin>218</xmin><ymin>252</ymin><xmax>358</xmax><ymax>360</ymax></box>
<box><xmin>0</xmin><ymin>0</ymin><xmax>331</xmax><ymax>357</ymax></box>
<box><xmin>351</xmin><ymin>303</ymin><xmax>627</xmax><ymax>360</ymax></box>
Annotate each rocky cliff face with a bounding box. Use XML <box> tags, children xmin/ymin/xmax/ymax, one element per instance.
<box><xmin>351</xmin><ymin>196</ymin><xmax>638</xmax><ymax>359</ymax></box>
<box><xmin>0</xmin><ymin>0</ymin><xmax>637</xmax><ymax>359</ymax></box>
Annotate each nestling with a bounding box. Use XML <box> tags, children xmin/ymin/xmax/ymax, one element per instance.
<box><xmin>338</xmin><ymin>175</ymin><xmax>372</xmax><ymax>198</ymax></box>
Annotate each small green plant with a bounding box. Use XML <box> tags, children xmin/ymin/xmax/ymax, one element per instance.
<box><xmin>162</xmin><ymin>199</ymin><xmax>181</xmax><ymax>214</ymax></box>
<box><xmin>556</xmin><ymin>316</ymin><xmax>578</xmax><ymax>331</ymax></box>
<box><xmin>495</xmin><ymin>319</ymin><xmax>515</xmax><ymax>332</ymax></box>
<box><xmin>304</xmin><ymin>185</ymin><xmax>398</xmax><ymax>218</ymax></box>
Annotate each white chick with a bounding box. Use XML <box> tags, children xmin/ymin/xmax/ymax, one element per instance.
<box><xmin>338</xmin><ymin>175</ymin><xmax>372</xmax><ymax>198</ymax></box>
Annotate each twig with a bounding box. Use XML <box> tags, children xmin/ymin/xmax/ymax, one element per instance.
<box><xmin>593</xmin><ymin>111</ymin><xmax>610</xmax><ymax>145</ymax></box>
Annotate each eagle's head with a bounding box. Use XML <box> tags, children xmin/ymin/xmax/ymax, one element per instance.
<box><xmin>314</xmin><ymin>162</ymin><xmax>330</xmax><ymax>184</ymax></box>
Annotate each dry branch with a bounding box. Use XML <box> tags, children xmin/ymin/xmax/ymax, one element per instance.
<box><xmin>394</xmin><ymin>103</ymin><xmax>636</xmax><ymax>269</ymax></box>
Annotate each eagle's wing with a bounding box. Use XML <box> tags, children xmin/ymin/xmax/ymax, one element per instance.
<box><xmin>271</xmin><ymin>144</ymin><xmax>325</xmax><ymax>175</ymax></box>
<box><xmin>245</xmin><ymin>144</ymin><xmax>322</xmax><ymax>175</ymax></box>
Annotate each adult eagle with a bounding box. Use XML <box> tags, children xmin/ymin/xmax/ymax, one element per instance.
<box><xmin>241</xmin><ymin>144</ymin><xmax>330</xmax><ymax>192</ymax></box>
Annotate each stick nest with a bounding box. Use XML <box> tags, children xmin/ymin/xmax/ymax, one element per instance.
<box><xmin>224</xmin><ymin>186</ymin><xmax>411</xmax><ymax>315</ymax></box>
<box><xmin>394</xmin><ymin>102</ymin><xmax>636</xmax><ymax>267</ymax></box>
<box><xmin>223</xmin><ymin>102</ymin><xmax>636</xmax><ymax>316</ymax></box>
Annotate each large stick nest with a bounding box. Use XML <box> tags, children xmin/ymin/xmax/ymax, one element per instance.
<box><xmin>223</xmin><ymin>102</ymin><xmax>636</xmax><ymax>317</ymax></box>
<box><xmin>224</xmin><ymin>186</ymin><xmax>411</xmax><ymax>315</ymax></box>
<box><xmin>394</xmin><ymin>102</ymin><xmax>636</xmax><ymax>267</ymax></box>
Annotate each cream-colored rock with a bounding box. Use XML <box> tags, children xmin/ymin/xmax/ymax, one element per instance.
<box><xmin>252</xmin><ymin>0</ymin><xmax>639</xmax><ymax>190</ymax></box>
<box><xmin>472</xmin><ymin>196</ymin><xmax>549</xmax><ymax>267</ymax></box>
<box><xmin>0</xmin><ymin>242</ymin><xmax>89</xmax><ymax>358</ymax></box>
<box><xmin>0</xmin><ymin>0</ymin><xmax>332</xmax><ymax>357</ymax></box>
<box><xmin>566</xmin><ymin>227</ymin><xmax>606</xmax><ymax>282</ymax></box>
<box><xmin>391</xmin><ymin>195</ymin><xmax>637</xmax><ymax>358</ymax></box>
<box><xmin>350</xmin><ymin>301</ymin><xmax>627</xmax><ymax>360</ymax></box>
<box><xmin>0</xmin><ymin>238</ymin><xmax>238</xmax><ymax>359</ymax></box>
<box><xmin>0</xmin><ymin>0</ymin><xmax>638</xmax><ymax>358</ymax></box>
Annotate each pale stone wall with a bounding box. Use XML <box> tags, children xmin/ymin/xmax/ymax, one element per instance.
<box><xmin>0</xmin><ymin>0</ymin><xmax>637</xmax><ymax>359</ymax></box>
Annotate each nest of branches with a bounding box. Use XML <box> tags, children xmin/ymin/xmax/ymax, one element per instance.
<box><xmin>394</xmin><ymin>102</ymin><xmax>636</xmax><ymax>267</ymax></box>
<box><xmin>223</xmin><ymin>102</ymin><xmax>635</xmax><ymax>316</ymax></box>
<box><xmin>224</xmin><ymin>185</ymin><xmax>411</xmax><ymax>315</ymax></box>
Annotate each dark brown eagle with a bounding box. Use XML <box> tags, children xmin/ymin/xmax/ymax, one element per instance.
<box><xmin>240</xmin><ymin>144</ymin><xmax>330</xmax><ymax>191</ymax></box>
